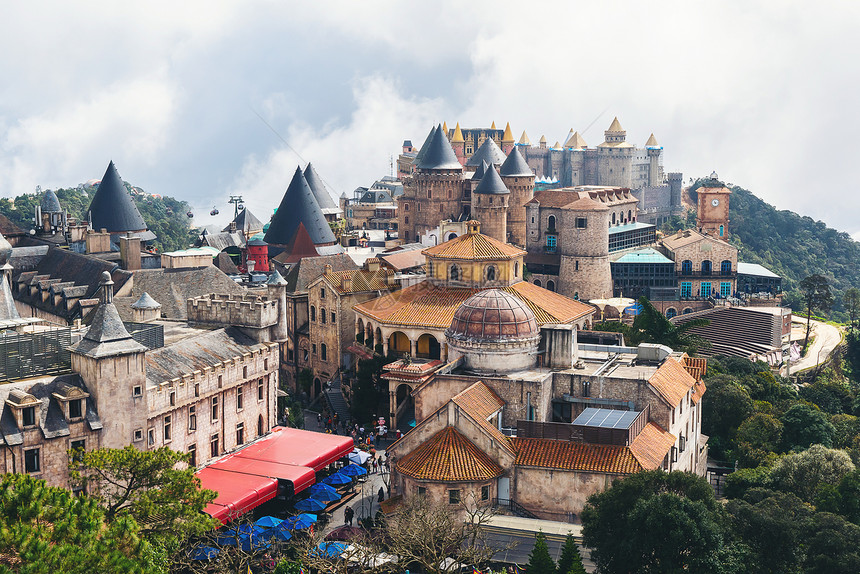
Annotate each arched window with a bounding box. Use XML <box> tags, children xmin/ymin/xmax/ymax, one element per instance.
<box><xmin>258</xmin><ymin>414</ymin><xmax>264</xmax><ymax>436</ymax></box>
<box><xmin>547</xmin><ymin>280</ymin><xmax>556</xmax><ymax>292</ymax></box>
<box><xmin>534</xmin><ymin>279</ymin><xmax>542</xmax><ymax>288</ymax></box>
<box><xmin>612</xmin><ymin>212</ymin><xmax>616</xmax><ymax>224</ymax></box>
<box><xmin>701</xmin><ymin>260</ymin><xmax>712</xmax><ymax>276</ymax></box>
<box><xmin>548</xmin><ymin>215</ymin><xmax>556</xmax><ymax>230</ymax></box>
<box><xmin>719</xmin><ymin>224</ymin><xmax>725</xmax><ymax>237</ymax></box>
<box><xmin>449</xmin><ymin>264</ymin><xmax>460</xmax><ymax>281</ymax></box>
<box><xmin>666</xmin><ymin>308</ymin><xmax>678</xmax><ymax>319</ymax></box>
<box><xmin>683</xmin><ymin>307</ymin><xmax>693</xmax><ymax>314</ymax></box>
<box><xmin>721</xmin><ymin>260</ymin><xmax>732</xmax><ymax>275</ymax></box>
<box><xmin>404</xmin><ymin>216</ymin><xmax>409</xmax><ymax>225</ymax></box>
<box><xmin>628</xmin><ymin>210</ymin><xmax>632</xmax><ymax>221</ymax></box>
<box><xmin>681</xmin><ymin>260</ymin><xmax>692</xmax><ymax>276</ymax></box>
<box><xmin>514</xmin><ymin>262</ymin><xmax>520</xmax><ymax>277</ymax></box>
<box><xmin>310</xmin><ymin>306</ymin><xmax>316</xmax><ymax>321</ymax></box>
<box><xmin>320</xmin><ymin>308</ymin><xmax>326</xmax><ymax>324</ymax></box>
<box><xmin>486</xmin><ymin>265</ymin><xmax>496</xmax><ymax>281</ymax></box>
<box><xmin>428</xmin><ymin>189</ymin><xmax>432</xmax><ymax>199</ymax></box>
<box><xmin>321</xmin><ymin>344</ymin><xmax>327</xmax><ymax>361</ymax></box>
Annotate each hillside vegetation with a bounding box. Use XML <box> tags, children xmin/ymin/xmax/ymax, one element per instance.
<box><xmin>0</xmin><ymin>184</ymin><xmax>197</xmax><ymax>253</ymax></box>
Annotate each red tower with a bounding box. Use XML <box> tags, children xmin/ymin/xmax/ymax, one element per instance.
<box><xmin>243</xmin><ymin>238</ymin><xmax>270</xmax><ymax>272</ymax></box>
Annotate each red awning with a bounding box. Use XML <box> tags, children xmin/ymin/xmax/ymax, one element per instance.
<box><xmin>198</xmin><ymin>467</ymin><xmax>278</xmax><ymax>525</ymax></box>
<box><xmin>243</xmin><ymin>427</ymin><xmax>354</xmax><ymax>471</ymax></box>
<box><xmin>215</xmin><ymin>455</ymin><xmax>316</xmax><ymax>493</ymax></box>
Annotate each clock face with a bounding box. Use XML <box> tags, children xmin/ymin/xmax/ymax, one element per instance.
<box><xmin>711</xmin><ymin>198</ymin><xmax>720</xmax><ymax>207</ymax></box>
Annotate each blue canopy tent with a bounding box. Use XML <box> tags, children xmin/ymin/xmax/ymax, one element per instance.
<box><xmin>267</xmin><ymin>525</ymin><xmax>294</xmax><ymax>542</ymax></box>
<box><xmin>189</xmin><ymin>546</ymin><xmax>220</xmax><ymax>560</ymax></box>
<box><xmin>323</xmin><ymin>472</ymin><xmax>353</xmax><ymax>486</ymax></box>
<box><xmin>239</xmin><ymin>530</ymin><xmax>272</xmax><ymax>552</ymax></box>
<box><xmin>340</xmin><ymin>464</ymin><xmax>367</xmax><ymax>477</ymax></box>
<box><xmin>295</xmin><ymin>497</ymin><xmax>328</xmax><ymax>512</ymax></box>
<box><xmin>255</xmin><ymin>516</ymin><xmax>284</xmax><ymax>529</ymax></box>
<box><xmin>314</xmin><ymin>541</ymin><xmax>348</xmax><ymax>559</ymax></box>
<box><xmin>309</xmin><ymin>483</ymin><xmax>339</xmax><ymax>496</ymax></box>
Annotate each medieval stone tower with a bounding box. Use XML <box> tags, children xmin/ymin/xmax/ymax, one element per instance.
<box><xmin>597</xmin><ymin>117</ymin><xmax>635</xmax><ymax>188</ymax></box>
<box><xmin>499</xmin><ymin>146</ymin><xmax>535</xmax><ymax>247</ymax></box>
<box><xmin>471</xmin><ymin>162</ymin><xmax>509</xmax><ymax>243</ymax></box>
<box><xmin>696</xmin><ymin>172</ymin><xmax>732</xmax><ymax>240</ymax></box>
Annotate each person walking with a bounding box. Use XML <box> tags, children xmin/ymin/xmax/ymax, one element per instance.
<box><xmin>344</xmin><ymin>506</ymin><xmax>354</xmax><ymax>526</ymax></box>
<box><xmin>377</xmin><ymin>487</ymin><xmax>385</xmax><ymax>504</ymax></box>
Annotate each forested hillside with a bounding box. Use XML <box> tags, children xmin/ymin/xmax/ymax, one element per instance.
<box><xmin>683</xmin><ymin>180</ymin><xmax>860</xmax><ymax>322</ymax></box>
<box><xmin>0</xmin><ymin>184</ymin><xmax>197</xmax><ymax>253</ymax></box>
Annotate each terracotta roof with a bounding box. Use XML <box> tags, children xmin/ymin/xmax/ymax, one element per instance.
<box><xmin>661</xmin><ymin>229</ymin><xmax>733</xmax><ymax>251</ymax></box>
<box><xmin>422</xmin><ymin>230</ymin><xmax>525</xmax><ymax>261</ymax></box>
<box><xmin>379</xmin><ymin>249</ymin><xmax>425</xmax><ymax>271</ymax></box>
<box><xmin>628</xmin><ymin>422</ymin><xmax>676</xmax><ymax>470</ymax></box>
<box><xmin>452</xmin><ymin>382</ymin><xmax>512</xmax><ymax>454</ymax></box>
<box><xmin>321</xmin><ymin>268</ymin><xmax>393</xmax><ymax>293</ymax></box>
<box><xmin>690</xmin><ymin>380</ymin><xmax>707</xmax><ymax>406</ymax></box>
<box><xmin>503</xmin><ymin>282</ymin><xmax>595</xmax><ymax>324</ymax></box>
<box><xmin>683</xmin><ymin>355</ymin><xmax>707</xmax><ymax>381</ymax></box>
<box><xmin>512</xmin><ymin>437</ymin><xmax>642</xmax><ymax>474</ymax></box>
<box><xmin>396</xmin><ymin>427</ymin><xmax>504</xmax><ymax>482</ymax></box>
<box><xmin>648</xmin><ymin>357</ymin><xmax>697</xmax><ymax>407</ymax></box>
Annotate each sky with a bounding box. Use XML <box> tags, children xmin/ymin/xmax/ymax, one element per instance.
<box><xmin>1</xmin><ymin>1</ymin><xmax>859</xmax><ymax>237</ymax></box>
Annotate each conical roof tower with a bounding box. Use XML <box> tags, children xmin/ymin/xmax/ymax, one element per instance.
<box><xmin>416</xmin><ymin>125</ymin><xmax>461</xmax><ymax>170</ymax></box>
<box><xmin>87</xmin><ymin>161</ymin><xmax>154</xmax><ymax>240</ymax></box>
<box><xmin>264</xmin><ymin>167</ymin><xmax>337</xmax><ymax>248</ymax></box>
<box><xmin>413</xmin><ymin>125</ymin><xmax>439</xmax><ymax>166</ymax></box>
<box><xmin>473</xmin><ymin>165</ymin><xmax>509</xmax><ymax>196</ymax></box>
<box><xmin>466</xmin><ymin>136</ymin><xmax>506</xmax><ymax>167</ymax></box>
<box><xmin>500</xmin><ymin>146</ymin><xmax>533</xmax><ymax>177</ymax></box>
<box><xmin>41</xmin><ymin>189</ymin><xmax>62</xmax><ymax>213</ymax></box>
<box><xmin>223</xmin><ymin>207</ymin><xmax>265</xmax><ymax>236</ymax></box>
<box><xmin>303</xmin><ymin>162</ymin><xmax>341</xmax><ymax>215</ymax></box>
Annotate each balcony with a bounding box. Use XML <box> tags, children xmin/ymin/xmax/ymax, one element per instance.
<box><xmin>677</xmin><ymin>271</ymin><xmax>736</xmax><ymax>278</ymax></box>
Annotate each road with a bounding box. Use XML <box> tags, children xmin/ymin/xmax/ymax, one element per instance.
<box><xmin>790</xmin><ymin>318</ymin><xmax>843</xmax><ymax>373</ymax></box>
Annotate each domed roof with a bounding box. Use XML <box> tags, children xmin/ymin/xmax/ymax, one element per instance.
<box><xmin>446</xmin><ymin>289</ymin><xmax>538</xmax><ymax>343</ymax></box>
<box><xmin>41</xmin><ymin>189</ymin><xmax>62</xmax><ymax>213</ymax></box>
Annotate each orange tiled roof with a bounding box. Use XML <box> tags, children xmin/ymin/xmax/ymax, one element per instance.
<box><xmin>422</xmin><ymin>232</ymin><xmax>525</xmax><ymax>261</ymax></box>
<box><xmin>452</xmin><ymin>382</ymin><xmax>512</xmax><ymax>454</ymax></box>
<box><xmin>324</xmin><ymin>268</ymin><xmax>393</xmax><ymax>294</ymax></box>
<box><xmin>628</xmin><ymin>422</ymin><xmax>676</xmax><ymax>470</ymax></box>
<box><xmin>503</xmin><ymin>281</ymin><xmax>595</xmax><ymax>324</ymax></box>
<box><xmin>648</xmin><ymin>357</ymin><xmax>697</xmax><ymax>407</ymax></box>
<box><xmin>683</xmin><ymin>355</ymin><xmax>707</xmax><ymax>381</ymax></box>
<box><xmin>396</xmin><ymin>427</ymin><xmax>504</xmax><ymax>482</ymax></box>
<box><xmin>512</xmin><ymin>437</ymin><xmax>642</xmax><ymax>474</ymax></box>
<box><xmin>690</xmin><ymin>380</ymin><xmax>707</xmax><ymax>406</ymax></box>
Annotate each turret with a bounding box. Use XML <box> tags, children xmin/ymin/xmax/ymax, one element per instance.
<box><xmin>501</xmin><ymin>122</ymin><xmax>515</xmax><ymax>154</ymax></box>
<box><xmin>471</xmin><ymin>164</ymin><xmax>509</xmax><ymax>243</ymax></box>
<box><xmin>451</xmin><ymin>122</ymin><xmax>466</xmax><ymax>165</ymax></box>
<box><xmin>645</xmin><ymin>133</ymin><xmax>662</xmax><ymax>186</ymax></box>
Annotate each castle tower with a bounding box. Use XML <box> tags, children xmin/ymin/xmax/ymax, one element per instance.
<box><xmin>555</xmin><ymin>193</ymin><xmax>613</xmax><ymax>301</ymax></box>
<box><xmin>471</xmin><ymin>164</ymin><xmax>509</xmax><ymax>243</ymax></box>
<box><xmin>35</xmin><ymin>189</ymin><xmax>67</xmax><ymax>236</ymax></box>
<box><xmin>518</xmin><ymin>131</ymin><xmax>530</xmax><ymax>146</ymax></box>
<box><xmin>696</xmin><ymin>172</ymin><xmax>732</xmax><ymax>239</ymax></box>
<box><xmin>451</xmin><ymin>123</ymin><xmax>466</xmax><ymax>165</ymax></box>
<box><xmin>265</xmin><ymin>167</ymin><xmax>341</xmax><ymax>256</ymax></box>
<box><xmin>465</xmin><ymin>136</ymin><xmax>506</xmax><ymax>173</ymax></box>
<box><xmin>304</xmin><ymin>163</ymin><xmax>343</xmax><ymax>222</ymax></box>
<box><xmin>87</xmin><ymin>161</ymin><xmax>155</xmax><ymax>242</ymax></box>
<box><xmin>596</xmin><ymin>117</ymin><xmax>634</xmax><ymax>188</ymax></box>
<box><xmin>668</xmin><ymin>172</ymin><xmax>683</xmax><ymax>208</ymax></box>
<box><xmin>499</xmin><ymin>146</ymin><xmax>535</xmax><ymax>247</ymax></box>
<box><xmin>539</xmin><ymin>135</ymin><xmax>547</xmax><ymax>149</ymax></box>
<box><xmin>266</xmin><ymin>269</ymin><xmax>288</xmax><ymax>342</ymax></box>
<box><xmin>68</xmin><ymin>271</ymin><xmax>148</xmax><ymax>450</ymax></box>
<box><xmin>645</xmin><ymin>133</ymin><xmax>662</xmax><ymax>187</ymax></box>
<box><xmin>501</xmin><ymin>122</ymin><xmax>515</xmax><ymax>154</ymax></box>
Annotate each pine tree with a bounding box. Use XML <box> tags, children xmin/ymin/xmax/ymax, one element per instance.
<box><xmin>556</xmin><ymin>533</ymin><xmax>586</xmax><ymax>574</ymax></box>
<box><xmin>526</xmin><ymin>531</ymin><xmax>556</xmax><ymax>574</ymax></box>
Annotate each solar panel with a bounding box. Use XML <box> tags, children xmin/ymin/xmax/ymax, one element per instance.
<box><xmin>573</xmin><ymin>407</ymin><xmax>639</xmax><ymax>429</ymax></box>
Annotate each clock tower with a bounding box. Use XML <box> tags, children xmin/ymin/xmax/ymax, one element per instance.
<box><xmin>696</xmin><ymin>171</ymin><xmax>732</xmax><ymax>239</ymax></box>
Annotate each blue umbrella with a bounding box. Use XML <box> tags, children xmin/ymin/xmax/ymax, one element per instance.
<box><xmin>285</xmin><ymin>513</ymin><xmax>317</xmax><ymax>530</ymax></box>
<box><xmin>255</xmin><ymin>516</ymin><xmax>284</xmax><ymax>529</ymax></box>
<box><xmin>295</xmin><ymin>498</ymin><xmax>328</xmax><ymax>512</ymax></box>
<box><xmin>214</xmin><ymin>528</ymin><xmax>241</xmax><ymax>546</ymax></box>
<box><xmin>340</xmin><ymin>464</ymin><xmax>367</xmax><ymax>477</ymax></box>
<box><xmin>267</xmin><ymin>524</ymin><xmax>294</xmax><ymax>542</ymax></box>
<box><xmin>311</xmin><ymin>488</ymin><xmax>341</xmax><ymax>503</ymax></box>
<box><xmin>323</xmin><ymin>472</ymin><xmax>353</xmax><ymax>486</ymax></box>
<box><xmin>314</xmin><ymin>541</ymin><xmax>347</xmax><ymax>558</ymax></box>
<box><xmin>309</xmin><ymin>483</ymin><xmax>338</xmax><ymax>496</ymax></box>
<box><xmin>239</xmin><ymin>530</ymin><xmax>272</xmax><ymax>552</ymax></box>
<box><xmin>189</xmin><ymin>545</ymin><xmax>220</xmax><ymax>560</ymax></box>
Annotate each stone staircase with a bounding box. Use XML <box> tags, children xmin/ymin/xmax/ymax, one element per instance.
<box><xmin>324</xmin><ymin>372</ymin><xmax>351</xmax><ymax>426</ymax></box>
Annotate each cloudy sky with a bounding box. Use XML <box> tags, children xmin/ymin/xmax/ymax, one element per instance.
<box><xmin>1</xmin><ymin>1</ymin><xmax>858</xmax><ymax>237</ymax></box>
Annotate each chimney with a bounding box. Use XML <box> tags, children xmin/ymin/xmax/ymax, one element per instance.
<box><xmin>85</xmin><ymin>229</ymin><xmax>111</xmax><ymax>254</ymax></box>
<box><xmin>342</xmin><ymin>274</ymin><xmax>353</xmax><ymax>292</ymax></box>
<box><xmin>119</xmin><ymin>232</ymin><xmax>141</xmax><ymax>271</ymax></box>
<box><xmin>366</xmin><ymin>259</ymin><xmax>380</xmax><ymax>272</ymax></box>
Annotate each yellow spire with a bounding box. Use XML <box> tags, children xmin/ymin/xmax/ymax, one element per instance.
<box><xmin>645</xmin><ymin>133</ymin><xmax>659</xmax><ymax>147</ymax></box>
<box><xmin>539</xmin><ymin>135</ymin><xmax>547</xmax><ymax>143</ymax></box>
<box><xmin>442</xmin><ymin>121</ymin><xmax>448</xmax><ymax>136</ymax></box>
<box><xmin>518</xmin><ymin>130</ymin><xmax>530</xmax><ymax>145</ymax></box>
<box><xmin>451</xmin><ymin>122</ymin><xmax>464</xmax><ymax>143</ymax></box>
<box><xmin>490</xmin><ymin>121</ymin><xmax>496</xmax><ymax>130</ymax></box>
<box><xmin>608</xmin><ymin>117</ymin><xmax>623</xmax><ymax>132</ymax></box>
<box><xmin>502</xmin><ymin>122</ymin><xmax>514</xmax><ymax>143</ymax></box>
<box><xmin>553</xmin><ymin>141</ymin><xmax>561</xmax><ymax>149</ymax></box>
<box><xmin>564</xmin><ymin>131</ymin><xmax>588</xmax><ymax>149</ymax></box>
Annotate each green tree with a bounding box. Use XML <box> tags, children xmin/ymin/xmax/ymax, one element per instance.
<box><xmin>582</xmin><ymin>470</ymin><xmax>727</xmax><ymax>574</ymax></box>
<box><xmin>630</xmin><ymin>297</ymin><xmax>711</xmax><ymax>354</ymax></box>
<box><xmin>799</xmin><ymin>274</ymin><xmax>833</xmax><ymax>350</ymax></box>
<box><xmin>555</xmin><ymin>533</ymin><xmax>585</xmax><ymax>574</ymax></box>
<box><xmin>0</xmin><ymin>473</ymin><xmax>163</xmax><ymax>573</ymax></box>
<box><xmin>724</xmin><ymin>466</ymin><xmax>773</xmax><ymax>499</ymax></box>
<box><xmin>780</xmin><ymin>404</ymin><xmax>836</xmax><ymax>451</ymax></box>
<box><xmin>804</xmin><ymin>512</ymin><xmax>860</xmax><ymax>574</ymax></box>
<box><xmin>844</xmin><ymin>287</ymin><xmax>860</xmax><ymax>329</ymax></box>
<box><xmin>526</xmin><ymin>531</ymin><xmax>555</xmax><ymax>574</ymax></box>
<box><xmin>69</xmin><ymin>445</ymin><xmax>218</xmax><ymax>544</ymax></box>
<box><xmin>735</xmin><ymin>413</ymin><xmax>783</xmax><ymax>467</ymax></box>
<box><xmin>701</xmin><ymin>377</ymin><xmax>754</xmax><ymax>457</ymax></box>
<box><xmin>769</xmin><ymin>444</ymin><xmax>855</xmax><ymax>502</ymax></box>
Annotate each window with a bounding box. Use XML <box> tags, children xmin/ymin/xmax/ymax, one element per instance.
<box><xmin>321</xmin><ymin>344</ymin><xmax>328</xmax><ymax>361</ymax></box>
<box><xmin>302</xmin><ymin>348</ymin><xmax>309</xmax><ymax>362</ymax></box>
<box><xmin>481</xmin><ymin>485</ymin><xmax>490</xmax><ymax>501</ymax></box>
<box><xmin>534</xmin><ymin>279</ymin><xmax>542</xmax><ymax>288</ymax></box>
<box><xmin>163</xmin><ymin>415</ymin><xmax>172</xmax><ymax>442</ymax></box>
<box><xmin>237</xmin><ymin>387</ymin><xmax>244</xmax><ymax>411</ymax></box>
<box><xmin>417</xmin><ymin>487</ymin><xmax>426</xmax><ymax>496</ymax></box>
<box><xmin>666</xmin><ymin>308</ymin><xmax>678</xmax><ymax>319</ymax></box>
<box><xmin>439</xmin><ymin>204</ymin><xmax>443</xmax><ymax>213</ymax></box>
<box><xmin>701</xmin><ymin>260</ymin><xmax>712</xmax><ymax>276</ymax></box>
<box><xmin>486</xmin><ymin>265</ymin><xmax>496</xmax><ymax>281</ymax></box>
<box><xmin>547</xmin><ymin>280</ymin><xmax>555</xmax><ymax>292</ymax></box>
<box><xmin>210</xmin><ymin>434</ymin><xmax>219</xmax><ymax>458</ymax></box>
<box><xmin>547</xmin><ymin>215</ymin><xmax>556</xmax><ymax>230</ymax></box>
<box><xmin>449</xmin><ymin>264</ymin><xmax>460</xmax><ymax>281</ymax></box>
<box><xmin>404</xmin><ymin>203</ymin><xmax>410</xmax><ymax>212</ymax></box>
<box><xmin>69</xmin><ymin>399</ymin><xmax>82</xmax><ymax>419</ymax></box>
<box><xmin>217</xmin><ymin>375</ymin><xmax>223</xmax><ymax>388</ymax></box>
<box><xmin>331</xmin><ymin>311</ymin><xmax>336</xmax><ymax>323</ymax></box>
<box><xmin>449</xmin><ymin>489</ymin><xmax>461</xmax><ymax>504</ymax></box>
<box><xmin>719</xmin><ymin>224</ymin><xmax>725</xmax><ymax>237</ymax></box>
<box><xmin>404</xmin><ymin>216</ymin><xmax>409</xmax><ymax>225</ymax></box>
<box><xmin>169</xmin><ymin>391</ymin><xmax>176</xmax><ymax>407</ymax></box>
<box><xmin>258</xmin><ymin>380</ymin><xmax>264</xmax><ymax>401</ymax></box>
<box><xmin>22</xmin><ymin>406</ymin><xmax>36</xmax><ymax>427</ymax></box>
<box><xmin>576</xmin><ymin>217</ymin><xmax>587</xmax><ymax>229</ymax></box>
<box><xmin>258</xmin><ymin>414</ymin><xmax>265</xmax><ymax>436</ymax></box>
<box><xmin>720</xmin><ymin>260</ymin><xmax>732</xmax><ymax>275</ymax></box>
<box><xmin>681</xmin><ymin>260</ymin><xmax>692</xmax><ymax>275</ymax></box>
<box><xmin>211</xmin><ymin>397</ymin><xmax>219</xmax><ymax>421</ymax></box>
<box><xmin>312</xmin><ymin>344</ymin><xmax>317</xmax><ymax>355</ymax></box>
<box><xmin>148</xmin><ymin>428</ymin><xmax>155</xmax><ymax>446</ymax></box>
<box><xmin>133</xmin><ymin>385</ymin><xmax>142</xmax><ymax>397</ymax></box>
<box><xmin>24</xmin><ymin>448</ymin><xmax>39</xmax><ymax>473</ymax></box>
<box><xmin>546</xmin><ymin>234</ymin><xmax>557</xmax><ymax>253</ymax></box>
<box><xmin>133</xmin><ymin>428</ymin><xmax>143</xmax><ymax>442</ymax></box>
<box><xmin>679</xmin><ymin>434</ymin><xmax>687</xmax><ymax>453</ymax></box>
<box><xmin>514</xmin><ymin>262</ymin><xmax>519</xmax><ymax>277</ymax></box>
<box><xmin>680</xmin><ymin>281</ymin><xmax>692</xmax><ymax>298</ymax></box>
<box><xmin>189</xmin><ymin>405</ymin><xmax>197</xmax><ymax>431</ymax></box>
<box><xmin>320</xmin><ymin>287</ymin><xmax>326</xmax><ymax>299</ymax></box>
<box><xmin>320</xmin><ymin>308</ymin><xmax>326</xmax><ymax>324</ymax></box>
<box><xmin>194</xmin><ymin>383</ymin><xmax>200</xmax><ymax>398</ymax></box>
<box><xmin>583</xmin><ymin>380</ymin><xmax>591</xmax><ymax>397</ymax></box>
<box><xmin>720</xmin><ymin>282</ymin><xmax>732</xmax><ymax>297</ymax></box>
<box><xmin>575</xmin><ymin>260</ymin><xmax>579</xmax><ymax>271</ymax></box>
<box><xmin>310</xmin><ymin>306</ymin><xmax>316</xmax><ymax>321</ymax></box>
<box><xmin>188</xmin><ymin>445</ymin><xmax>197</xmax><ymax>467</ymax></box>
<box><xmin>700</xmin><ymin>282</ymin><xmax>712</xmax><ymax>298</ymax></box>
<box><xmin>70</xmin><ymin>439</ymin><xmax>85</xmax><ymax>462</ymax></box>
<box><xmin>236</xmin><ymin>423</ymin><xmax>245</xmax><ymax>445</ymax></box>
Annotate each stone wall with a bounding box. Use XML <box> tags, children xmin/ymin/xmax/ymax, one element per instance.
<box><xmin>512</xmin><ymin>466</ymin><xmax>620</xmax><ymax>520</ymax></box>
<box><xmin>1</xmin><ymin>421</ymin><xmax>101</xmax><ymax>489</ymax></box>
<box><xmin>186</xmin><ymin>294</ymin><xmax>279</xmax><ymax>330</ymax></box>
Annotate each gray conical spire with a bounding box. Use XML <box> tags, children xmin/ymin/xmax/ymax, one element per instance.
<box><xmin>412</xmin><ymin>125</ymin><xmax>439</xmax><ymax>166</ymax></box>
<box><xmin>87</xmin><ymin>161</ymin><xmax>149</xmax><ymax>234</ymax></box>
<box><xmin>499</xmin><ymin>146</ymin><xmax>533</xmax><ymax>177</ymax></box>
<box><xmin>266</xmin><ymin>269</ymin><xmax>287</xmax><ymax>285</ymax></box>
<box><xmin>264</xmin><ymin>167</ymin><xmax>337</xmax><ymax>247</ymax></box>
<box><xmin>473</xmin><ymin>165</ymin><xmax>509</xmax><ymax>195</ymax></box>
<box><xmin>466</xmin><ymin>136</ymin><xmax>506</xmax><ymax>167</ymax></box>
<box><xmin>131</xmin><ymin>292</ymin><xmax>161</xmax><ymax>310</ymax></box>
<box><xmin>68</xmin><ymin>272</ymin><xmax>146</xmax><ymax>358</ymax></box>
<box><xmin>416</xmin><ymin>125</ymin><xmax>461</xmax><ymax>170</ymax></box>
<box><xmin>472</xmin><ymin>160</ymin><xmax>489</xmax><ymax>181</ymax></box>
<box><xmin>41</xmin><ymin>189</ymin><xmax>62</xmax><ymax>213</ymax></box>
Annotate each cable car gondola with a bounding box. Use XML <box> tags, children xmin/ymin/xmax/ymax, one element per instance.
<box><xmin>186</xmin><ymin>211</ymin><xmax>194</xmax><ymax>218</ymax></box>
<box><xmin>210</xmin><ymin>206</ymin><xmax>219</xmax><ymax>216</ymax></box>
